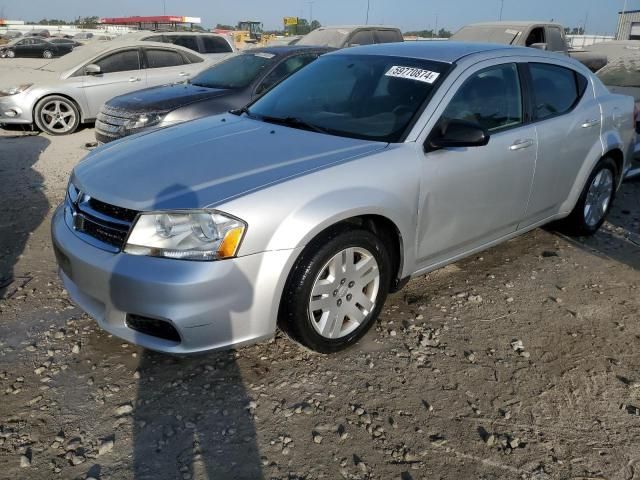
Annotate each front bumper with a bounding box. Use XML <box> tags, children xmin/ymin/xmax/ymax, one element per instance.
<box><xmin>0</xmin><ymin>94</ymin><xmax>33</xmax><ymax>125</ymax></box>
<box><xmin>51</xmin><ymin>204</ymin><xmax>298</xmax><ymax>354</ymax></box>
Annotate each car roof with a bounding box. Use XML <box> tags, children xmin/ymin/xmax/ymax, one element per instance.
<box><xmin>244</xmin><ymin>45</ymin><xmax>334</xmax><ymax>56</ymax></box>
<box><xmin>462</xmin><ymin>21</ymin><xmax>563</xmax><ymax>28</ymax></box>
<box><xmin>328</xmin><ymin>41</ymin><xmax>535</xmax><ymax>64</ymax></box>
<box><xmin>313</xmin><ymin>25</ymin><xmax>400</xmax><ymax>32</ymax></box>
<box><xmin>37</xmin><ymin>40</ymin><xmax>203</xmax><ymax>73</ymax></box>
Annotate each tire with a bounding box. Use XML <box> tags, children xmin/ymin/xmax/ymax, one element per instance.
<box><xmin>280</xmin><ymin>227</ymin><xmax>392</xmax><ymax>353</ymax></box>
<box><xmin>556</xmin><ymin>157</ymin><xmax>617</xmax><ymax>236</ymax></box>
<box><xmin>42</xmin><ymin>50</ymin><xmax>53</xmax><ymax>59</ymax></box>
<box><xmin>34</xmin><ymin>95</ymin><xmax>80</xmax><ymax>135</ymax></box>
<box><xmin>6</xmin><ymin>50</ymin><xmax>15</xmax><ymax>58</ymax></box>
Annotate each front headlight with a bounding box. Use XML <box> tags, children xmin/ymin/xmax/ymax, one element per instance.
<box><xmin>0</xmin><ymin>83</ymin><xmax>33</xmax><ymax>96</ymax></box>
<box><xmin>124</xmin><ymin>210</ymin><xmax>246</xmax><ymax>261</ymax></box>
<box><xmin>121</xmin><ymin>112</ymin><xmax>165</xmax><ymax>133</ymax></box>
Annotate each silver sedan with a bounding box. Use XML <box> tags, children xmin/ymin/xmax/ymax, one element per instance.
<box><xmin>0</xmin><ymin>40</ymin><xmax>226</xmax><ymax>135</ymax></box>
<box><xmin>52</xmin><ymin>42</ymin><xmax>635</xmax><ymax>354</ymax></box>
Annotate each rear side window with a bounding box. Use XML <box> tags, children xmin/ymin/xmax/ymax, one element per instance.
<box><xmin>183</xmin><ymin>50</ymin><xmax>204</xmax><ymax>64</ymax></box>
<box><xmin>95</xmin><ymin>49</ymin><xmax>141</xmax><ymax>73</ymax></box>
<box><xmin>146</xmin><ymin>48</ymin><xmax>185</xmax><ymax>68</ymax></box>
<box><xmin>546</xmin><ymin>27</ymin><xmax>566</xmax><ymax>51</ymax></box>
<box><xmin>441</xmin><ymin>63</ymin><xmax>523</xmax><ymax>132</ymax></box>
<box><xmin>375</xmin><ymin>30</ymin><xmax>401</xmax><ymax>44</ymax></box>
<box><xmin>166</xmin><ymin>35</ymin><xmax>199</xmax><ymax>52</ymax></box>
<box><xmin>529</xmin><ymin>63</ymin><xmax>587</xmax><ymax>120</ymax></box>
<box><xmin>143</xmin><ymin>35</ymin><xmax>164</xmax><ymax>42</ymax></box>
<box><xmin>349</xmin><ymin>30</ymin><xmax>375</xmax><ymax>46</ymax></box>
<box><xmin>202</xmin><ymin>36</ymin><xmax>233</xmax><ymax>53</ymax></box>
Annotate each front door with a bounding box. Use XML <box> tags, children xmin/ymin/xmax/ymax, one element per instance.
<box><xmin>82</xmin><ymin>48</ymin><xmax>147</xmax><ymax>118</ymax></box>
<box><xmin>416</xmin><ymin>62</ymin><xmax>537</xmax><ymax>267</ymax></box>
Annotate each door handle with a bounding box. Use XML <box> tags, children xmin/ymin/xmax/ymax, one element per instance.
<box><xmin>581</xmin><ymin>119</ymin><xmax>600</xmax><ymax>128</ymax></box>
<box><xmin>509</xmin><ymin>139</ymin><xmax>534</xmax><ymax>151</ymax></box>
<box><xmin>178</xmin><ymin>72</ymin><xmax>190</xmax><ymax>77</ymax></box>
<box><xmin>128</xmin><ymin>77</ymin><xmax>141</xmax><ymax>82</ymax></box>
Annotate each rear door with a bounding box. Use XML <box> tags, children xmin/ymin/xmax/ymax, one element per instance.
<box><xmin>520</xmin><ymin>62</ymin><xmax>600</xmax><ymax>227</ymax></box>
<box><xmin>82</xmin><ymin>48</ymin><xmax>146</xmax><ymax>118</ymax></box>
<box><xmin>143</xmin><ymin>47</ymin><xmax>199</xmax><ymax>86</ymax></box>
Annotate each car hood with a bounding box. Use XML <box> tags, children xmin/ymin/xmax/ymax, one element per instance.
<box><xmin>107</xmin><ymin>82</ymin><xmax>232</xmax><ymax>113</ymax></box>
<box><xmin>73</xmin><ymin>114</ymin><xmax>387</xmax><ymax>211</ymax></box>
<box><xmin>606</xmin><ymin>85</ymin><xmax>640</xmax><ymax>102</ymax></box>
<box><xmin>0</xmin><ymin>67</ymin><xmax>60</xmax><ymax>89</ymax></box>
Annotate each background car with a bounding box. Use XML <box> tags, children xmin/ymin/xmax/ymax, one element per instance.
<box><xmin>0</xmin><ymin>40</ymin><xmax>216</xmax><ymax>135</ymax></box>
<box><xmin>25</xmin><ymin>29</ymin><xmax>51</xmax><ymax>38</ymax></box>
<box><xmin>596</xmin><ymin>55</ymin><xmax>640</xmax><ymax>178</ymax></box>
<box><xmin>297</xmin><ymin>25</ymin><xmax>403</xmax><ymax>48</ymax></box>
<box><xmin>122</xmin><ymin>31</ymin><xmax>236</xmax><ymax>58</ymax></box>
<box><xmin>95</xmin><ymin>45</ymin><xmax>332</xmax><ymax>143</ymax></box>
<box><xmin>49</xmin><ymin>38</ymin><xmax>83</xmax><ymax>48</ymax></box>
<box><xmin>73</xmin><ymin>32</ymin><xmax>94</xmax><ymax>41</ymax></box>
<box><xmin>0</xmin><ymin>37</ymin><xmax>74</xmax><ymax>58</ymax></box>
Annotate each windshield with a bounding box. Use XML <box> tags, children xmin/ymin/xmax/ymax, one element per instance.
<box><xmin>451</xmin><ymin>26</ymin><xmax>521</xmax><ymax>44</ymax></box>
<box><xmin>597</xmin><ymin>56</ymin><xmax>640</xmax><ymax>87</ymax></box>
<box><xmin>298</xmin><ymin>28</ymin><xmax>350</xmax><ymax>48</ymax></box>
<box><xmin>190</xmin><ymin>52</ymin><xmax>274</xmax><ymax>89</ymax></box>
<box><xmin>248</xmin><ymin>54</ymin><xmax>449</xmax><ymax>142</ymax></box>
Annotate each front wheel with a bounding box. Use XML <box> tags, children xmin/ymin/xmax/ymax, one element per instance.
<box><xmin>34</xmin><ymin>96</ymin><xmax>80</xmax><ymax>135</ymax></box>
<box><xmin>280</xmin><ymin>228</ymin><xmax>391</xmax><ymax>353</ymax></box>
<box><xmin>6</xmin><ymin>50</ymin><xmax>15</xmax><ymax>58</ymax></box>
<box><xmin>557</xmin><ymin>157</ymin><xmax>617</xmax><ymax>236</ymax></box>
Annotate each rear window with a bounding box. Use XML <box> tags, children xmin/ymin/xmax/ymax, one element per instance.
<box><xmin>166</xmin><ymin>35</ymin><xmax>199</xmax><ymax>52</ymax></box>
<box><xmin>146</xmin><ymin>48</ymin><xmax>185</xmax><ymax>68</ymax></box>
<box><xmin>349</xmin><ymin>30</ymin><xmax>375</xmax><ymax>46</ymax></box>
<box><xmin>190</xmin><ymin>53</ymin><xmax>274</xmax><ymax>89</ymax></box>
<box><xmin>452</xmin><ymin>26</ymin><xmax>521</xmax><ymax>44</ymax></box>
<box><xmin>529</xmin><ymin>63</ymin><xmax>587</xmax><ymax>120</ymax></box>
<box><xmin>375</xmin><ymin>30</ymin><xmax>402</xmax><ymax>44</ymax></box>
<box><xmin>202</xmin><ymin>36</ymin><xmax>233</xmax><ymax>53</ymax></box>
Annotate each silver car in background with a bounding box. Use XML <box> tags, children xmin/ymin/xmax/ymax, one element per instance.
<box><xmin>52</xmin><ymin>42</ymin><xmax>634</xmax><ymax>355</ymax></box>
<box><xmin>0</xmin><ymin>40</ymin><xmax>221</xmax><ymax>135</ymax></box>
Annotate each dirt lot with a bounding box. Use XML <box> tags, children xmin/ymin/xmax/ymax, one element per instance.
<box><xmin>1</xmin><ymin>59</ymin><xmax>640</xmax><ymax>480</ymax></box>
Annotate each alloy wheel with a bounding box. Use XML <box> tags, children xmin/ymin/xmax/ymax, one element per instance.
<box><xmin>39</xmin><ymin>99</ymin><xmax>77</xmax><ymax>134</ymax></box>
<box><xmin>308</xmin><ymin>246</ymin><xmax>380</xmax><ymax>339</ymax></box>
<box><xmin>583</xmin><ymin>168</ymin><xmax>613</xmax><ymax>227</ymax></box>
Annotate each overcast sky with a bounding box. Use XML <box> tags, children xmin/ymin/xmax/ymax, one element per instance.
<box><xmin>0</xmin><ymin>0</ymin><xmax>633</xmax><ymax>34</ymax></box>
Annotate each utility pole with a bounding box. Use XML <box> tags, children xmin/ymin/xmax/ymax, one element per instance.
<box><xmin>434</xmin><ymin>14</ymin><xmax>438</xmax><ymax>38</ymax></box>
<box><xmin>308</xmin><ymin>1</ymin><xmax>314</xmax><ymax>28</ymax></box>
<box><xmin>366</xmin><ymin>0</ymin><xmax>370</xmax><ymax>25</ymax></box>
<box><xmin>623</xmin><ymin>0</ymin><xmax>628</xmax><ymax>14</ymax></box>
<box><xmin>163</xmin><ymin>0</ymin><xmax>166</xmax><ymax>15</ymax></box>
<box><xmin>499</xmin><ymin>0</ymin><xmax>504</xmax><ymax>20</ymax></box>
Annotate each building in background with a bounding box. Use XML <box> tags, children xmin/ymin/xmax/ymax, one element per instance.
<box><xmin>100</xmin><ymin>15</ymin><xmax>202</xmax><ymax>31</ymax></box>
<box><xmin>616</xmin><ymin>10</ymin><xmax>640</xmax><ymax>40</ymax></box>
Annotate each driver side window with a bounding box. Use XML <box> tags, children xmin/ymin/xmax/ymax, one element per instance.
<box><xmin>441</xmin><ymin>63</ymin><xmax>523</xmax><ymax>133</ymax></box>
<box><xmin>95</xmin><ymin>49</ymin><xmax>141</xmax><ymax>74</ymax></box>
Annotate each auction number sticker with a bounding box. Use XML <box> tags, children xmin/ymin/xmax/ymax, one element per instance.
<box><xmin>385</xmin><ymin>66</ymin><xmax>440</xmax><ymax>84</ymax></box>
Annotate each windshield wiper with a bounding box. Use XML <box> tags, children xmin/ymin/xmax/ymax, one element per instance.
<box><xmin>258</xmin><ymin>115</ymin><xmax>329</xmax><ymax>134</ymax></box>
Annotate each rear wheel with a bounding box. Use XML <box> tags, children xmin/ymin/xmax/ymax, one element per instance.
<box><xmin>34</xmin><ymin>96</ymin><xmax>80</xmax><ymax>135</ymax></box>
<box><xmin>557</xmin><ymin>157</ymin><xmax>617</xmax><ymax>236</ymax></box>
<box><xmin>42</xmin><ymin>50</ymin><xmax>53</xmax><ymax>59</ymax></box>
<box><xmin>280</xmin><ymin>227</ymin><xmax>391</xmax><ymax>353</ymax></box>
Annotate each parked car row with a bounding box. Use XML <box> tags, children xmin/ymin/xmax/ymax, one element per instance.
<box><xmin>48</xmin><ymin>40</ymin><xmax>635</xmax><ymax>355</ymax></box>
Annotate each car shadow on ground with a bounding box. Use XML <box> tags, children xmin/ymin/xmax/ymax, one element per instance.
<box><xmin>560</xmin><ymin>178</ymin><xmax>640</xmax><ymax>271</ymax></box>
<box><xmin>106</xmin><ymin>184</ymin><xmax>265</xmax><ymax>479</ymax></box>
<box><xmin>0</xmin><ymin>133</ymin><xmax>50</xmax><ymax>298</ymax></box>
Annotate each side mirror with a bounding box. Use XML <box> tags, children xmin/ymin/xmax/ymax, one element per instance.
<box><xmin>530</xmin><ymin>43</ymin><xmax>548</xmax><ymax>51</ymax></box>
<box><xmin>427</xmin><ymin>119</ymin><xmax>490</xmax><ymax>150</ymax></box>
<box><xmin>84</xmin><ymin>63</ymin><xmax>101</xmax><ymax>75</ymax></box>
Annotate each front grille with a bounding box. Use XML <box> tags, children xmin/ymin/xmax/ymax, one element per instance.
<box><xmin>126</xmin><ymin>314</ymin><xmax>181</xmax><ymax>343</ymax></box>
<box><xmin>67</xmin><ymin>186</ymin><xmax>137</xmax><ymax>250</ymax></box>
<box><xmin>95</xmin><ymin>106</ymin><xmax>137</xmax><ymax>143</ymax></box>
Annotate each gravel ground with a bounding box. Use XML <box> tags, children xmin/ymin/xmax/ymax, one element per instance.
<box><xmin>1</xmin><ymin>58</ymin><xmax>640</xmax><ymax>480</ymax></box>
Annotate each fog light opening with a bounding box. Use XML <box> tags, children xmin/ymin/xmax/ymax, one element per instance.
<box><xmin>4</xmin><ymin>109</ymin><xmax>18</xmax><ymax>118</ymax></box>
<box><xmin>126</xmin><ymin>314</ymin><xmax>181</xmax><ymax>343</ymax></box>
